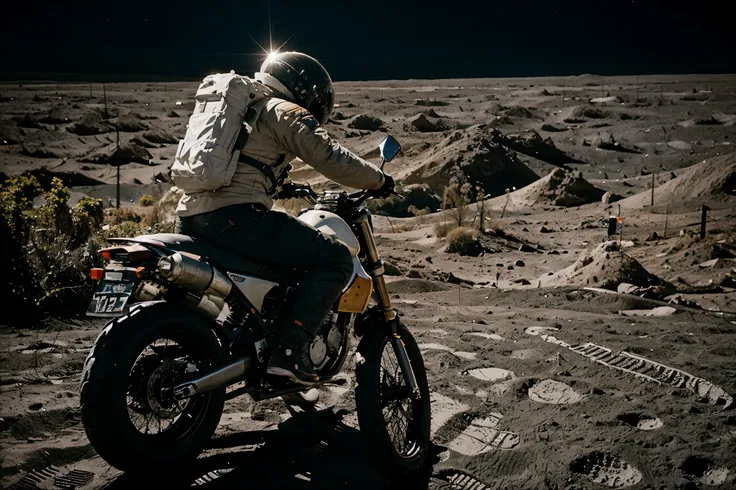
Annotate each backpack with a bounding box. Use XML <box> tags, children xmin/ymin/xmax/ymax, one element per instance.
<box><xmin>170</xmin><ymin>72</ymin><xmax>273</xmax><ymax>193</ymax></box>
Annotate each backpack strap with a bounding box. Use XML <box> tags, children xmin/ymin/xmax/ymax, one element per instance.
<box><xmin>238</xmin><ymin>153</ymin><xmax>288</xmax><ymax>195</ymax></box>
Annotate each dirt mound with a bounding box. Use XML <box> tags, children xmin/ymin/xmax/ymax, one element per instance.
<box><xmin>541</xmin><ymin>241</ymin><xmax>662</xmax><ymax>290</ymax></box>
<box><xmin>347</xmin><ymin>114</ymin><xmax>384</xmax><ymax>131</ymax></box>
<box><xmin>513</xmin><ymin>167</ymin><xmax>605</xmax><ymax>207</ymax></box>
<box><xmin>0</xmin><ymin>123</ymin><xmax>22</xmax><ymax>145</ymax></box>
<box><xmin>620</xmin><ymin>152</ymin><xmax>736</xmax><ymax>209</ymax></box>
<box><xmin>404</xmin><ymin>126</ymin><xmax>539</xmax><ymax>196</ymax></box>
<box><xmin>407</xmin><ymin>113</ymin><xmax>444</xmax><ymax>132</ymax></box>
<box><xmin>67</xmin><ymin>112</ymin><xmax>110</xmax><ymax>136</ymax></box>
<box><xmin>112</xmin><ymin>114</ymin><xmax>149</xmax><ymax>132</ymax></box>
<box><xmin>23</xmin><ymin>168</ymin><xmax>105</xmax><ymax>188</ymax></box>
<box><xmin>368</xmin><ymin>183</ymin><xmax>440</xmax><ymax>217</ymax></box>
<box><xmin>499</xmin><ymin>130</ymin><xmax>583</xmax><ymax>166</ymax></box>
<box><xmin>142</xmin><ymin>129</ymin><xmax>178</xmax><ymax>144</ymax></box>
<box><xmin>80</xmin><ymin>142</ymin><xmax>152</xmax><ymax>165</ymax></box>
<box><xmin>571</xmin><ymin>105</ymin><xmax>610</xmax><ymax>119</ymax></box>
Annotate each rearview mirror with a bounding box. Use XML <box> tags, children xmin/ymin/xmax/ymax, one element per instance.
<box><xmin>378</xmin><ymin>135</ymin><xmax>401</xmax><ymax>163</ymax></box>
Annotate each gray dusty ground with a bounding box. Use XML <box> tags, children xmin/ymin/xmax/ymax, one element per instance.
<box><xmin>1</xmin><ymin>75</ymin><xmax>736</xmax><ymax>489</ymax></box>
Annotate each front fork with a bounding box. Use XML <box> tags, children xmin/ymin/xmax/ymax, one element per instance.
<box><xmin>357</xmin><ymin>215</ymin><xmax>420</xmax><ymax>398</ymax></box>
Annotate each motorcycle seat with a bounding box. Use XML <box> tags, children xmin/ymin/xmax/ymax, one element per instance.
<box><xmin>134</xmin><ymin>233</ymin><xmax>291</xmax><ymax>283</ymax></box>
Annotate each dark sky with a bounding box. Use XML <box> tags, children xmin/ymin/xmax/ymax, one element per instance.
<box><xmin>2</xmin><ymin>0</ymin><xmax>733</xmax><ymax>81</ymax></box>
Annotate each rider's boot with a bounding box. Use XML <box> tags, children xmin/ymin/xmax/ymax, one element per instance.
<box><xmin>267</xmin><ymin>320</ymin><xmax>319</xmax><ymax>385</ymax></box>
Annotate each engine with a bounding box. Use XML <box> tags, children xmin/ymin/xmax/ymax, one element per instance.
<box><xmin>309</xmin><ymin>311</ymin><xmax>348</xmax><ymax>370</ymax></box>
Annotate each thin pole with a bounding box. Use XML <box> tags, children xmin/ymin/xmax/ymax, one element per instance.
<box><xmin>700</xmin><ymin>205</ymin><xmax>708</xmax><ymax>239</ymax></box>
<box><xmin>103</xmin><ymin>82</ymin><xmax>108</xmax><ymax>118</ymax></box>
<box><xmin>651</xmin><ymin>172</ymin><xmax>655</xmax><ymax>207</ymax></box>
<box><xmin>116</xmin><ymin>128</ymin><xmax>120</xmax><ymax>209</ymax></box>
<box><xmin>664</xmin><ymin>206</ymin><xmax>669</xmax><ymax>238</ymax></box>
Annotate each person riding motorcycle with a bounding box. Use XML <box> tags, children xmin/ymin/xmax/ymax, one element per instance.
<box><xmin>175</xmin><ymin>51</ymin><xmax>396</xmax><ymax>385</ymax></box>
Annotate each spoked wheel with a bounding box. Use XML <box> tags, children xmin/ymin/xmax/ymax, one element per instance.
<box><xmin>126</xmin><ymin>338</ymin><xmax>204</xmax><ymax>438</ymax></box>
<box><xmin>80</xmin><ymin>302</ymin><xmax>225</xmax><ymax>473</ymax></box>
<box><xmin>355</xmin><ymin>320</ymin><xmax>431</xmax><ymax>480</ymax></box>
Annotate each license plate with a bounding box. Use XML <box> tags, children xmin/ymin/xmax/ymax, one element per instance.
<box><xmin>86</xmin><ymin>279</ymin><xmax>134</xmax><ymax>317</ymax></box>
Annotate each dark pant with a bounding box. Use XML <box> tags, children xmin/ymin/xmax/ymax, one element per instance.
<box><xmin>177</xmin><ymin>204</ymin><xmax>353</xmax><ymax>346</ymax></box>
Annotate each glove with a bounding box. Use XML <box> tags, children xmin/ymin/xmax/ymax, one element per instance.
<box><xmin>274</xmin><ymin>182</ymin><xmax>297</xmax><ymax>200</ymax></box>
<box><xmin>371</xmin><ymin>173</ymin><xmax>395</xmax><ymax>199</ymax></box>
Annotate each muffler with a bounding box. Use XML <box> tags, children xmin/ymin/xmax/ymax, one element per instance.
<box><xmin>157</xmin><ymin>252</ymin><xmax>232</xmax><ymax>317</ymax></box>
<box><xmin>170</xmin><ymin>357</ymin><xmax>252</xmax><ymax>400</ymax></box>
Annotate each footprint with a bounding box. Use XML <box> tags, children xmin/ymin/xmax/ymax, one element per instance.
<box><xmin>524</xmin><ymin>326</ymin><xmax>559</xmax><ymax>336</ymax></box>
<box><xmin>570</xmin><ymin>451</ymin><xmax>643</xmax><ymax>488</ymax></box>
<box><xmin>508</xmin><ymin>349</ymin><xmax>544</xmax><ymax>360</ymax></box>
<box><xmin>446</xmin><ymin>413</ymin><xmax>520</xmax><ymax>455</ymax></box>
<box><xmin>617</xmin><ymin>411</ymin><xmax>663</xmax><ymax>431</ymax></box>
<box><xmin>434</xmin><ymin>469</ymin><xmax>491</xmax><ymax>490</ymax></box>
<box><xmin>430</xmin><ymin>392</ymin><xmax>470</xmax><ymax>438</ymax></box>
<box><xmin>465</xmin><ymin>367</ymin><xmax>515</xmax><ymax>383</ymax></box>
<box><xmin>452</xmin><ymin>351</ymin><xmax>477</xmax><ymax>361</ymax></box>
<box><xmin>680</xmin><ymin>456</ymin><xmax>729</xmax><ymax>486</ymax></box>
<box><xmin>464</xmin><ymin>332</ymin><xmax>504</xmax><ymax>341</ymax></box>
<box><xmin>419</xmin><ymin>343</ymin><xmax>453</xmax><ymax>352</ymax></box>
<box><xmin>528</xmin><ymin>379</ymin><xmax>584</xmax><ymax>404</ymax></box>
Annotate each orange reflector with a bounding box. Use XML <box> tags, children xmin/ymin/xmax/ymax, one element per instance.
<box><xmin>90</xmin><ymin>268</ymin><xmax>104</xmax><ymax>280</ymax></box>
<box><xmin>135</xmin><ymin>267</ymin><xmax>146</xmax><ymax>279</ymax></box>
<box><xmin>100</xmin><ymin>249</ymin><xmax>112</xmax><ymax>260</ymax></box>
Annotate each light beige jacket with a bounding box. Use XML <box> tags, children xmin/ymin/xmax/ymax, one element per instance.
<box><xmin>175</xmin><ymin>97</ymin><xmax>385</xmax><ymax>217</ymax></box>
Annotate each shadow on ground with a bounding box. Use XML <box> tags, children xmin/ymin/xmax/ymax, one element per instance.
<box><xmin>101</xmin><ymin>406</ymin><xmax>436</xmax><ymax>490</ymax></box>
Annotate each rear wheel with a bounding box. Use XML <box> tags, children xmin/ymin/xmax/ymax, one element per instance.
<box><xmin>80</xmin><ymin>302</ymin><xmax>225</xmax><ymax>473</ymax></box>
<box><xmin>355</xmin><ymin>320</ymin><xmax>431</xmax><ymax>480</ymax></box>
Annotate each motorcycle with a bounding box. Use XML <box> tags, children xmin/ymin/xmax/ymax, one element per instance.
<box><xmin>79</xmin><ymin>135</ymin><xmax>432</xmax><ymax>480</ymax></box>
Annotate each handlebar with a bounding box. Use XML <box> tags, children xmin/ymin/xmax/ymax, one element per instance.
<box><xmin>276</xmin><ymin>182</ymin><xmax>401</xmax><ymax>209</ymax></box>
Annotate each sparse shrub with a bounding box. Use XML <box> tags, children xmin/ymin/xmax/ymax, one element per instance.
<box><xmin>442</xmin><ymin>182</ymin><xmax>471</xmax><ymax>227</ymax></box>
<box><xmin>407</xmin><ymin>205</ymin><xmax>430</xmax><ymax>216</ymax></box>
<box><xmin>1</xmin><ymin>176</ymin><xmax>104</xmax><ymax>325</ymax></box>
<box><xmin>487</xmin><ymin>219</ymin><xmax>506</xmax><ymax>237</ymax></box>
<box><xmin>106</xmin><ymin>208</ymin><xmax>142</xmax><ymax>225</ymax></box>
<box><xmin>446</xmin><ymin>227</ymin><xmax>480</xmax><ymax>255</ymax></box>
<box><xmin>433</xmin><ymin>221</ymin><xmax>453</xmax><ymax>238</ymax></box>
<box><xmin>138</xmin><ymin>194</ymin><xmax>154</xmax><ymax>207</ymax></box>
<box><xmin>73</xmin><ymin>196</ymin><xmax>104</xmax><ymax>243</ymax></box>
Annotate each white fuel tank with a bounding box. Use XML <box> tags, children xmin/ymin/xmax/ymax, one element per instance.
<box><xmin>297</xmin><ymin>210</ymin><xmax>360</xmax><ymax>256</ymax></box>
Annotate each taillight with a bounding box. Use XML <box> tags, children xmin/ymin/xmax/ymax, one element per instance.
<box><xmin>98</xmin><ymin>245</ymin><xmax>152</xmax><ymax>263</ymax></box>
<box><xmin>90</xmin><ymin>268</ymin><xmax>104</xmax><ymax>280</ymax></box>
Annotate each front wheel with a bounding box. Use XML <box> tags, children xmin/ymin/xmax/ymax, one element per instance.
<box><xmin>79</xmin><ymin>302</ymin><xmax>225</xmax><ymax>473</ymax></box>
<box><xmin>355</xmin><ymin>319</ymin><xmax>431</xmax><ymax>480</ymax></box>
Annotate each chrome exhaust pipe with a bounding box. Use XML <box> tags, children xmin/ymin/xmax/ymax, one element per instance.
<box><xmin>171</xmin><ymin>357</ymin><xmax>252</xmax><ymax>400</ymax></box>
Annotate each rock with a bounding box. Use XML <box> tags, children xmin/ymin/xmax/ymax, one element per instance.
<box><xmin>699</xmin><ymin>258</ymin><xmax>724</xmax><ymax>269</ymax></box>
<box><xmin>507</xmin><ymin>265</ymin><xmax>515</xmax><ymax>270</ymax></box>
<box><xmin>28</xmin><ymin>402</ymin><xmax>43</xmax><ymax>411</ymax></box>
<box><xmin>414</xmin><ymin>99</ymin><xmax>450</xmax><ymax>107</ymax></box>
<box><xmin>667</xmin><ymin>140</ymin><xmax>693</xmax><ymax>151</ymax></box>
<box><xmin>0</xmin><ymin>417</ymin><xmax>9</xmax><ymax>432</ymax></box>
<box><xmin>515</xmin><ymin>260</ymin><xmax>525</xmax><ymax>267</ymax></box>
<box><xmin>167</xmin><ymin>110</ymin><xmax>180</xmax><ymax>117</ymax></box>
<box><xmin>384</xmin><ymin>262</ymin><xmax>402</xmax><ymax>276</ymax></box>
<box><xmin>407</xmin><ymin>270</ymin><xmax>423</xmax><ymax>279</ymax></box>
<box><xmin>14</xmin><ymin>114</ymin><xmax>43</xmax><ymax>128</ymax></box>
<box><xmin>602</xmin><ymin>191</ymin><xmax>623</xmax><ymax>204</ymax></box>
<box><xmin>541</xmin><ymin>123</ymin><xmax>567</xmax><ymax>132</ymax></box>
<box><xmin>348</xmin><ymin>114</ymin><xmax>384</xmax><ymax>131</ymax></box>
<box><xmin>154</xmin><ymin>172</ymin><xmax>169</xmax><ymax>183</ymax></box>
<box><xmin>539</xmin><ymin>226</ymin><xmax>553</xmax><ymax>233</ymax></box>
<box><xmin>548</xmin><ymin>250</ymin><xmax>560</xmax><ymax>255</ymax></box>
<box><xmin>330</xmin><ymin>111</ymin><xmax>348</xmax><ymax>121</ymax></box>
<box><xmin>513</xmin><ymin>278</ymin><xmax>532</xmax><ymax>285</ymax></box>
<box><xmin>142</xmin><ymin>129</ymin><xmax>178</xmax><ymax>144</ymax></box>
<box><xmin>646</xmin><ymin>232</ymin><xmax>659</xmax><ymax>241</ymax></box>
<box><xmin>408</xmin><ymin>113</ymin><xmax>442</xmax><ymax>132</ymax></box>
<box><xmin>519</xmin><ymin>243</ymin><xmax>537</xmax><ymax>253</ymax></box>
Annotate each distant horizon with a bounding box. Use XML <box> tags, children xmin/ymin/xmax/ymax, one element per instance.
<box><xmin>1</xmin><ymin>71</ymin><xmax>735</xmax><ymax>85</ymax></box>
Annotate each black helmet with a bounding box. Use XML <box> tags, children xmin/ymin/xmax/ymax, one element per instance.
<box><xmin>256</xmin><ymin>51</ymin><xmax>335</xmax><ymax>125</ymax></box>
